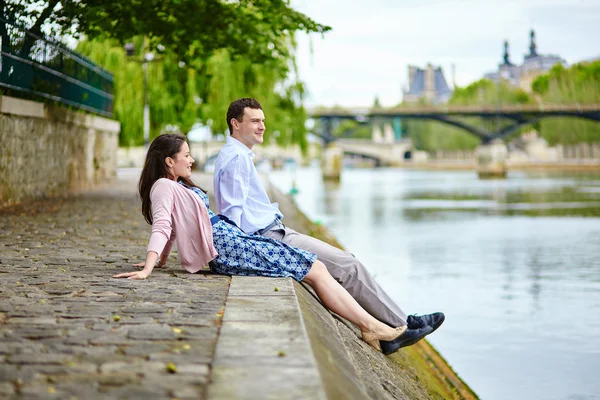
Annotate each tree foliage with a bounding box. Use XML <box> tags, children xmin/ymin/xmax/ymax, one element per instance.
<box><xmin>531</xmin><ymin>61</ymin><xmax>600</xmax><ymax>145</ymax></box>
<box><xmin>449</xmin><ymin>79</ymin><xmax>532</xmax><ymax>106</ymax></box>
<box><xmin>4</xmin><ymin>0</ymin><xmax>330</xmax><ymax>150</ymax></box>
<box><xmin>78</xmin><ymin>37</ymin><xmax>310</xmax><ymax>150</ymax></box>
<box><xmin>3</xmin><ymin>0</ymin><xmax>329</xmax><ymax>65</ymax></box>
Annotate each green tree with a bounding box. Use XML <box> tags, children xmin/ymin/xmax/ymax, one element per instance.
<box><xmin>3</xmin><ymin>0</ymin><xmax>330</xmax><ymax>65</ymax></box>
<box><xmin>78</xmin><ymin>37</ymin><xmax>311</xmax><ymax>149</ymax></box>
<box><xmin>5</xmin><ymin>0</ymin><xmax>330</xmax><ymax>150</ymax></box>
<box><xmin>532</xmin><ymin>61</ymin><xmax>600</xmax><ymax>145</ymax></box>
<box><xmin>450</xmin><ymin>79</ymin><xmax>532</xmax><ymax>106</ymax></box>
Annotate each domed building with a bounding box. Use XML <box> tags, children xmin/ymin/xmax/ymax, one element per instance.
<box><xmin>484</xmin><ymin>30</ymin><xmax>567</xmax><ymax>92</ymax></box>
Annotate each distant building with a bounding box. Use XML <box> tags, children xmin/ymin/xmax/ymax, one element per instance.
<box><xmin>403</xmin><ymin>63</ymin><xmax>453</xmax><ymax>104</ymax></box>
<box><xmin>576</xmin><ymin>55</ymin><xmax>600</xmax><ymax>65</ymax></box>
<box><xmin>484</xmin><ymin>30</ymin><xmax>567</xmax><ymax>92</ymax></box>
<box><xmin>484</xmin><ymin>40</ymin><xmax>520</xmax><ymax>86</ymax></box>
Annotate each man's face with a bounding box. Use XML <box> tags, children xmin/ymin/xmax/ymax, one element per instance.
<box><xmin>231</xmin><ymin>107</ymin><xmax>265</xmax><ymax>149</ymax></box>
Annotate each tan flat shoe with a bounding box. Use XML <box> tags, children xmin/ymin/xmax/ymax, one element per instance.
<box><xmin>362</xmin><ymin>326</ymin><xmax>407</xmax><ymax>352</ymax></box>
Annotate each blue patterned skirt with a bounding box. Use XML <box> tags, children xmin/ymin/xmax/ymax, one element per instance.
<box><xmin>185</xmin><ymin>184</ymin><xmax>315</xmax><ymax>281</ymax></box>
<box><xmin>209</xmin><ymin>219</ymin><xmax>316</xmax><ymax>282</ymax></box>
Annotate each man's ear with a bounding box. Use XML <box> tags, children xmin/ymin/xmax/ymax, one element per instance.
<box><xmin>230</xmin><ymin>118</ymin><xmax>239</xmax><ymax>132</ymax></box>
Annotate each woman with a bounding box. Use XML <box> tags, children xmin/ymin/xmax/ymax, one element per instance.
<box><xmin>114</xmin><ymin>134</ymin><xmax>407</xmax><ymax>352</ymax></box>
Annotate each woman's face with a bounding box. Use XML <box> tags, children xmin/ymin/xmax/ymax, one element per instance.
<box><xmin>167</xmin><ymin>141</ymin><xmax>194</xmax><ymax>180</ymax></box>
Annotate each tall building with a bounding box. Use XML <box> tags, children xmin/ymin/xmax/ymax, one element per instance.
<box><xmin>403</xmin><ymin>63</ymin><xmax>453</xmax><ymax>104</ymax></box>
<box><xmin>484</xmin><ymin>30</ymin><xmax>567</xmax><ymax>92</ymax></box>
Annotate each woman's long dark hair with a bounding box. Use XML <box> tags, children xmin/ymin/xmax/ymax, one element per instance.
<box><xmin>138</xmin><ymin>133</ymin><xmax>204</xmax><ymax>224</ymax></box>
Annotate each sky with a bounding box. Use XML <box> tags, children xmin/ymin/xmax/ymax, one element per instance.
<box><xmin>291</xmin><ymin>0</ymin><xmax>600</xmax><ymax>108</ymax></box>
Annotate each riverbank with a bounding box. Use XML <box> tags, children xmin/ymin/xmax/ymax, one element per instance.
<box><xmin>0</xmin><ymin>169</ymin><xmax>478</xmax><ymax>399</ymax></box>
<box><xmin>400</xmin><ymin>159</ymin><xmax>600</xmax><ymax>172</ymax></box>
<box><xmin>265</xmin><ymin>175</ymin><xmax>479</xmax><ymax>399</ymax></box>
<box><xmin>268</xmin><ymin>166</ymin><xmax>600</xmax><ymax>399</ymax></box>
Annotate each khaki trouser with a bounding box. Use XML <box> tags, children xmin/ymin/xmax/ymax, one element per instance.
<box><xmin>261</xmin><ymin>226</ymin><xmax>407</xmax><ymax>327</ymax></box>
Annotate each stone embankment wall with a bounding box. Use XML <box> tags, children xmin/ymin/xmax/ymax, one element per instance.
<box><xmin>263</xmin><ymin>176</ymin><xmax>479</xmax><ymax>400</ymax></box>
<box><xmin>558</xmin><ymin>143</ymin><xmax>600</xmax><ymax>160</ymax></box>
<box><xmin>427</xmin><ymin>143</ymin><xmax>600</xmax><ymax>165</ymax></box>
<box><xmin>0</xmin><ymin>95</ymin><xmax>120</xmax><ymax>208</ymax></box>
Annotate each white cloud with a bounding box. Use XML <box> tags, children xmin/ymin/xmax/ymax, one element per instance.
<box><xmin>292</xmin><ymin>0</ymin><xmax>600</xmax><ymax>107</ymax></box>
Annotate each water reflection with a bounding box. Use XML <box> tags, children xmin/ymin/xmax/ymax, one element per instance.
<box><xmin>322</xmin><ymin>180</ymin><xmax>341</xmax><ymax>216</ymax></box>
<box><xmin>269</xmin><ymin>167</ymin><xmax>600</xmax><ymax>400</ymax></box>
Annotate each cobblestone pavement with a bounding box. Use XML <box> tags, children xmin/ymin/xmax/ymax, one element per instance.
<box><xmin>0</xmin><ymin>170</ymin><xmax>230</xmax><ymax>399</ymax></box>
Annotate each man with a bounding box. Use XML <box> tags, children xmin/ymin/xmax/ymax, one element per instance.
<box><xmin>213</xmin><ymin>98</ymin><xmax>444</xmax><ymax>354</ymax></box>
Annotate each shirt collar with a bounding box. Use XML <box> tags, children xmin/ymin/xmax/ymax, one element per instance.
<box><xmin>226</xmin><ymin>136</ymin><xmax>255</xmax><ymax>159</ymax></box>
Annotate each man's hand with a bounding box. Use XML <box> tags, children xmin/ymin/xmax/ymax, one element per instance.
<box><xmin>113</xmin><ymin>270</ymin><xmax>150</xmax><ymax>280</ymax></box>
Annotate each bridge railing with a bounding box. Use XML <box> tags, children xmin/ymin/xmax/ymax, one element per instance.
<box><xmin>0</xmin><ymin>17</ymin><xmax>113</xmax><ymax>117</ymax></box>
<box><xmin>308</xmin><ymin>104</ymin><xmax>600</xmax><ymax>117</ymax></box>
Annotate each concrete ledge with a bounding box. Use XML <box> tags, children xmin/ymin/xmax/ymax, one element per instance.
<box><xmin>208</xmin><ymin>276</ymin><xmax>368</xmax><ymax>400</ymax></box>
<box><xmin>207</xmin><ymin>277</ymin><xmax>326</xmax><ymax>399</ymax></box>
<box><xmin>0</xmin><ymin>95</ymin><xmax>45</xmax><ymax>118</ymax></box>
<box><xmin>0</xmin><ymin>95</ymin><xmax>120</xmax><ymax>132</ymax></box>
<box><xmin>209</xmin><ymin>275</ymin><xmax>473</xmax><ymax>399</ymax></box>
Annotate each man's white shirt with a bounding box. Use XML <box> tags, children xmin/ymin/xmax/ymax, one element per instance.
<box><xmin>213</xmin><ymin>136</ymin><xmax>282</xmax><ymax>234</ymax></box>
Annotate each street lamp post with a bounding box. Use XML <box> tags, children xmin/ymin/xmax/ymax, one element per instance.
<box><xmin>125</xmin><ymin>42</ymin><xmax>160</xmax><ymax>151</ymax></box>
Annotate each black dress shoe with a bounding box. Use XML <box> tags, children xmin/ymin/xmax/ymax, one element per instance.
<box><xmin>407</xmin><ymin>312</ymin><xmax>445</xmax><ymax>333</ymax></box>
<box><xmin>379</xmin><ymin>325</ymin><xmax>434</xmax><ymax>355</ymax></box>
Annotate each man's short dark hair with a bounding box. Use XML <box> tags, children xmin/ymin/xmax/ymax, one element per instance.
<box><xmin>226</xmin><ymin>98</ymin><xmax>263</xmax><ymax>134</ymax></box>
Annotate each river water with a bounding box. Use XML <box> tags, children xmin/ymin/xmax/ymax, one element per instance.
<box><xmin>268</xmin><ymin>166</ymin><xmax>600</xmax><ymax>400</ymax></box>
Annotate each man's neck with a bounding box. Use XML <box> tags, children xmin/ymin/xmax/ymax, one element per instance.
<box><xmin>231</xmin><ymin>135</ymin><xmax>254</xmax><ymax>150</ymax></box>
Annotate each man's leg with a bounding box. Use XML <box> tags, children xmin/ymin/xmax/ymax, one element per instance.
<box><xmin>262</xmin><ymin>227</ymin><xmax>407</xmax><ymax>327</ymax></box>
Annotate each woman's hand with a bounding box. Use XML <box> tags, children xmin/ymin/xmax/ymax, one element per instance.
<box><xmin>113</xmin><ymin>270</ymin><xmax>150</xmax><ymax>280</ymax></box>
<box><xmin>119</xmin><ymin>251</ymin><xmax>158</xmax><ymax>279</ymax></box>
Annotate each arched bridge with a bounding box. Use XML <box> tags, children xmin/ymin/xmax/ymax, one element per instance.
<box><xmin>334</xmin><ymin>139</ymin><xmax>413</xmax><ymax>166</ymax></box>
<box><xmin>309</xmin><ymin>104</ymin><xmax>600</xmax><ymax>144</ymax></box>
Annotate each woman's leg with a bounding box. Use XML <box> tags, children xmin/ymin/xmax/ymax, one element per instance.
<box><xmin>302</xmin><ymin>260</ymin><xmax>405</xmax><ymax>350</ymax></box>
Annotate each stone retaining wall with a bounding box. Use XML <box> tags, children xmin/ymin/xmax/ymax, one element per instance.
<box><xmin>0</xmin><ymin>95</ymin><xmax>120</xmax><ymax>207</ymax></box>
<box><xmin>428</xmin><ymin>143</ymin><xmax>600</xmax><ymax>164</ymax></box>
<box><xmin>264</xmin><ymin>176</ymin><xmax>479</xmax><ymax>400</ymax></box>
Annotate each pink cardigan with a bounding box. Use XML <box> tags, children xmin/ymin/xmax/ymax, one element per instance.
<box><xmin>147</xmin><ymin>178</ymin><xmax>218</xmax><ymax>273</ymax></box>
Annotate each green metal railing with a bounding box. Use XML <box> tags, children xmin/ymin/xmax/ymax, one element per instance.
<box><xmin>0</xmin><ymin>18</ymin><xmax>113</xmax><ymax>117</ymax></box>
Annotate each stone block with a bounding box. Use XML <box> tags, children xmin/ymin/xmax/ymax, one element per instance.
<box><xmin>227</xmin><ymin>276</ymin><xmax>294</xmax><ymax>296</ymax></box>
<box><xmin>122</xmin><ymin>343</ymin><xmax>170</xmax><ymax>356</ymax></box>
<box><xmin>0</xmin><ymin>96</ymin><xmax>44</xmax><ymax>118</ymax></box>
<box><xmin>222</xmin><ymin>295</ymin><xmax>299</xmax><ymax>323</ymax></box>
<box><xmin>6</xmin><ymin>327</ymin><xmax>63</xmax><ymax>340</ymax></box>
<box><xmin>7</xmin><ymin>353</ymin><xmax>73</xmax><ymax>365</ymax></box>
<box><xmin>208</xmin><ymin>365</ymin><xmax>324</xmax><ymax>400</ymax></box>
<box><xmin>0</xmin><ymin>381</ymin><xmax>15</xmax><ymax>396</ymax></box>
<box><xmin>173</xmin><ymin>364</ymin><xmax>209</xmax><ymax>375</ymax></box>
<box><xmin>7</xmin><ymin>317</ymin><xmax>56</xmax><ymax>325</ymax></box>
<box><xmin>100</xmin><ymin>361</ymin><xmax>165</xmax><ymax>374</ymax></box>
<box><xmin>213</xmin><ymin>321</ymin><xmax>310</xmax><ymax>367</ymax></box>
<box><xmin>100</xmin><ymin>384</ymin><xmax>167</xmax><ymax>399</ymax></box>
<box><xmin>127</xmin><ymin>324</ymin><xmax>177</xmax><ymax>340</ymax></box>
